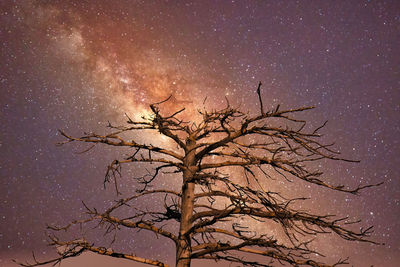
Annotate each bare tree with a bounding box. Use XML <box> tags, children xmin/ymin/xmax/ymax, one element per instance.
<box><xmin>16</xmin><ymin>83</ymin><xmax>380</xmax><ymax>267</ymax></box>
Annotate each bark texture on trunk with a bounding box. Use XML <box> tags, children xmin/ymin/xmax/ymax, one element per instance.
<box><xmin>176</xmin><ymin>181</ymin><xmax>194</xmax><ymax>267</ymax></box>
<box><xmin>176</xmin><ymin>140</ymin><xmax>196</xmax><ymax>267</ymax></box>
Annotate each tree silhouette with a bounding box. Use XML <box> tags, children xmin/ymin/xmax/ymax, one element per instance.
<box><xmin>16</xmin><ymin>83</ymin><xmax>380</xmax><ymax>267</ymax></box>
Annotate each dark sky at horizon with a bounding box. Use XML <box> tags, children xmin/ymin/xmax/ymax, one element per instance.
<box><xmin>1</xmin><ymin>1</ymin><xmax>399</xmax><ymax>266</ymax></box>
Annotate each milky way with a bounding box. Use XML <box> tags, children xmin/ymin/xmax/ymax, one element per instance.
<box><xmin>1</xmin><ymin>1</ymin><xmax>399</xmax><ymax>266</ymax></box>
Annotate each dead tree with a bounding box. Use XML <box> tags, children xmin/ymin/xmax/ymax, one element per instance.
<box><xmin>16</xmin><ymin>83</ymin><xmax>380</xmax><ymax>267</ymax></box>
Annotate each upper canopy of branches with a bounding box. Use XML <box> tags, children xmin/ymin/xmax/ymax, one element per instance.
<box><xmin>58</xmin><ymin>82</ymin><xmax>377</xmax><ymax>195</ymax></box>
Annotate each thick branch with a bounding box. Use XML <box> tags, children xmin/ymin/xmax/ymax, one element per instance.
<box><xmin>58</xmin><ymin>130</ymin><xmax>183</xmax><ymax>160</ymax></box>
<box><xmin>15</xmin><ymin>238</ymin><xmax>170</xmax><ymax>267</ymax></box>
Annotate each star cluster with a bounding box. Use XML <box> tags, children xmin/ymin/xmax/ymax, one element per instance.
<box><xmin>0</xmin><ymin>1</ymin><xmax>399</xmax><ymax>266</ymax></box>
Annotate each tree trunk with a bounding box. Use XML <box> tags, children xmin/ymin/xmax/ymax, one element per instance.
<box><xmin>176</xmin><ymin>140</ymin><xmax>196</xmax><ymax>267</ymax></box>
<box><xmin>176</xmin><ymin>181</ymin><xmax>194</xmax><ymax>267</ymax></box>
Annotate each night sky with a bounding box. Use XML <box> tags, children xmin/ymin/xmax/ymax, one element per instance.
<box><xmin>1</xmin><ymin>1</ymin><xmax>399</xmax><ymax>267</ymax></box>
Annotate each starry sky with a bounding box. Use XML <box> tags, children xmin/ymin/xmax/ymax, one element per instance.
<box><xmin>1</xmin><ymin>1</ymin><xmax>399</xmax><ymax>266</ymax></box>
